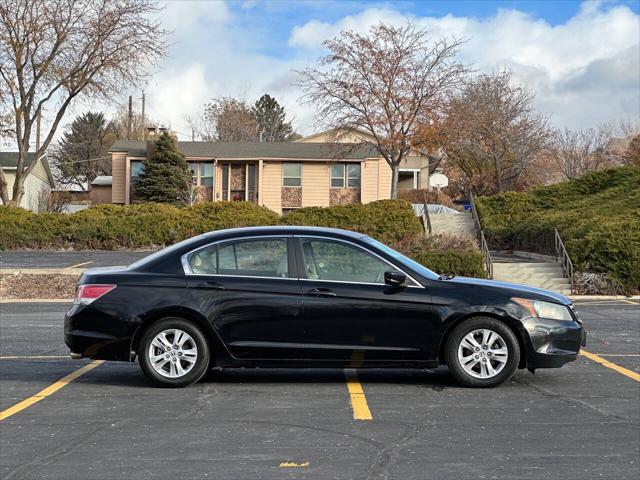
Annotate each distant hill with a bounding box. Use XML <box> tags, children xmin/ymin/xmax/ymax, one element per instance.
<box><xmin>476</xmin><ymin>166</ymin><xmax>640</xmax><ymax>293</ymax></box>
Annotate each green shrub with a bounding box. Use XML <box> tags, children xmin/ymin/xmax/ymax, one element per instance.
<box><xmin>281</xmin><ymin>199</ymin><xmax>422</xmax><ymax>244</ymax></box>
<box><xmin>476</xmin><ymin>166</ymin><xmax>640</xmax><ymax>292</ymax></box>
<box><xmin>393</xmin><ymin>234</ymin><xmax>487</xmax><ymax>278</ymax></box>
<box><xmin>0</xmin><ymin>202</ymin><xmax>279</xmax><ymax>250</ymax></box>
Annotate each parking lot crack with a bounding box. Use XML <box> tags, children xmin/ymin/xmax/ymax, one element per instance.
<box><xmin>3</xmin><ymin>422</ymin><xmax>113</xmax><ymax>480</ymax></box>
<box><xmin>514</xmin><ymin>377</ymin><xmax>636</xmax><ymax>423</ymax></box>
<box><xmin>361</xmin><ymin>421</ymin><xmax>421</xmax><ymax>480</ymax></box>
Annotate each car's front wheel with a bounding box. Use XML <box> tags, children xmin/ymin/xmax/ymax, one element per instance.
<box><xmin>445</xmin><ymin>317</ymin><xmax>520</xmax><ymax>388</ymax></box>
<box><xmin>138</xmin><ymin>318</ymin><xmax>210</xmax><ymax>387</ymax></box>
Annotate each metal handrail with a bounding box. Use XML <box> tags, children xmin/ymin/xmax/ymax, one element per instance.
<box><xmin>422</xmin><ymin>191</ymin><xmax>432</xmax><ymax>235</ymax></box>
<box><xmin>554</xmin><ymin>229</ymin><xmax>574</xmax><ymax>294</ymax></box>
<box><xmin>468</xmin><ymin>191</ymin><xmax>493</xmax><ymax>279</ymax></box>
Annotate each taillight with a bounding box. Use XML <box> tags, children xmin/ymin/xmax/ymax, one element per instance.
<box><xmin>74</xmin><ymin>284</ymin><xmax>116</xmax><ymax>305</ymax></box>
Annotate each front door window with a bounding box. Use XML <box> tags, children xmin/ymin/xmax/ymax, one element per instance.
<box><xmin>300</xmin><ymin>238</ymin><xmax>388</xmax><ymax>284</ymax></box>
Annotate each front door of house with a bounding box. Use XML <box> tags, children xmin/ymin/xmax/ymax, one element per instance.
<box><xmin>220</xmin><ymin>163</ymin><xmax>257</xmax><ymax>202</ymax></box>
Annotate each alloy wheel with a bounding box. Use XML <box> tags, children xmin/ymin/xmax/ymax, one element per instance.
<box><xmin>457</xmin><ymin>328</ymin><xmax>509</xmax><ymax>379</ymax></box>
<box><xmin>148</xmin><ymin>329</ymin><xmax>198</xmax><ymax>378</ymax></box>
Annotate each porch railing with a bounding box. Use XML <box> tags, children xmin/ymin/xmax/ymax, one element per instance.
<box><xmin>468</xmin><ymin>191</ymin><xmax>493</xmax><ymax>279</ymax></box>
<box><xmin>554</xmin><ymin>229</ymin><xmax>574</xmax><ymax>294</ymax></box>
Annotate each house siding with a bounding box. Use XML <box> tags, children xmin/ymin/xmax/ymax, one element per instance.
<box><xmin>378</xmin><ymin>161</ymin><xmax>392</xmax><ymax>199</ymax></box>
<box><xmin>111</xmin><ymin>153</ymin><xmax>127</xmax><ymax>204</ymax></box>
<box><xmin>2</xmin><ymin>159</ymin><xmax>52</xmax><ymax>212</ymax></box>
<box><xmin>261</xmin><ymin>161</ymin><xmax>282</xmax><ymax>213</ymax></box>
<box><xmin>302</xmin><ymin>162</ymin><xmax>330</xmax><ymax>207</ymax></box>
<box><xmin>361</xmin><ymin>159</ymin><xmax>379</xmax><ymax>203</ymax></box>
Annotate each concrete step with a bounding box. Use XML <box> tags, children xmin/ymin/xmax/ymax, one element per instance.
<box><xmin>491</xmin><ymin>257</ymin><xmax>570</xmax><ymax>293</ymax></box>
<box><xmin>430</xmin><ymin>214</ymin><xmax>475</xmax><ymax>237</ymax></box>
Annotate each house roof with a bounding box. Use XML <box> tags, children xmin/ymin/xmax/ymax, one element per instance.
<box><xmin>109</xmin><ymin>140</ymin><xmax>379</xmax><ymax>160</ymax></box>
<box><xmin>0</xmin><ymin>151</ymin><xmax>36</xmax><ymax>168</ymax></box>
<box><xmin>0</xmin><ymin>151</ymin><xmax>55</xmax><ymax>187</ymax></box>
<box><xmin>91</xmin><ymin>175</ymin><xmax>113</xmax><ymax>186</ymax></box>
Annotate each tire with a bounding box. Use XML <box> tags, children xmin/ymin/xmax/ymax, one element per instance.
<box><xmin>445</xmin><ymin>317</ymin><xmax>520</xmax><ymax>388</ymax></box>
<box><xmin>138</xmin><ymin>317</ymin><xmax>210</xmax><ymax>388</ymax></box>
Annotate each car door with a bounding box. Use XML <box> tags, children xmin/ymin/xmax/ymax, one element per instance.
<box><xmin>294</xmin><ymin>236</ymin><xmax>436</xmax><ymax>363</ymax></box>
<box><xmin>184</xmin><ymin>236</ymin><xmax>305</xmax><ymax>360</ymax></box>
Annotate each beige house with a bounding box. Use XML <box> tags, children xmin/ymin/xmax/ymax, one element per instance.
<box><xmin>0</xmin><ymin>152</ymin><xmax>55</xmax><ymax>212</ymax></box>
<box><xmin>296</xmin><ymin>127</ymin><xmax>433</xmax><ymax>191</ymax></box>
<box><xmin>106</xmin><ymin>128</ymin><xmax>437</xmax><ymax>214</ymax></box>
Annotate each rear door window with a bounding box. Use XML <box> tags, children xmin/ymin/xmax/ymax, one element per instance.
<box><xmin>187</xmin><ymin>238</ymin><xmax>290</xmax><ymax>279</ymax></box>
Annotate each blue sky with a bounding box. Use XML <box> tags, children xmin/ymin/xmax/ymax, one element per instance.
<box><xmin>64</xmin><ymin>0</ymin><xmax>640</xmax><ymax>139</ymax></box>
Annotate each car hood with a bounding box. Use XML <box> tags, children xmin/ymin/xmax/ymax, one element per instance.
<box><xmin>443</xmin><ymin>276</ymin><xmax>572</xmax><ymax>305</ymax></box>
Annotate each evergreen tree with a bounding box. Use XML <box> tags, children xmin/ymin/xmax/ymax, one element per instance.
<box><xmin>252</xmin><ymin>94</ymin><xmax>298</xmax><ymax>142</ymax></box>
<box><xmin>51</xmin><ymin>112</ymin><xmax>115</xmax><ymax>190</ymax></box>
<box><xmin>135</xmin><ymin>133</ymin><xmax>192</xmax><ymax>205</ymax></box>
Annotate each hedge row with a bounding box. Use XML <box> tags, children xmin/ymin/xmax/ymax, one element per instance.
<box><xmin>476</xmin><ymin>166</ymin><xmax>640</xmax><ymax>293</ymax></box>
<box><xmin>393</xmin><ymin>234</ymin><xmax>487</xmax><ymax>279</ymax></box>
<box><xmin>281</xmin><ymin>199</ymin><xmax>423</xmax><ymax>245</ymax></box>
<box><xmin>0</xmin><ymin>199</ymin><xmax>421</xmax><ymax>250</ymax></box>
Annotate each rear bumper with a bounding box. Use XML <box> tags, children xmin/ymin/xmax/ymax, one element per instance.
<box><xmin>64</xmin><ymin>304</ymin><xmax>132</xmax><ymax>361</ymax></box>
<box><xmin>523</xmin><ymin>316</ymin><xmax>586</xmax><ymax>370</ymax></box>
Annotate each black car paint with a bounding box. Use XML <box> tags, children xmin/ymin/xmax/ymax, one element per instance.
<box><xmin>64</xmin><ymin>226</ymin><xmax>586</xmax><ymax>371</ymax></box>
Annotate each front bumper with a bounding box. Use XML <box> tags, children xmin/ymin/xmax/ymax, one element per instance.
<box><xmin>523</xmin><ymin>315</ymin><xmax>586</xmax><ymax>370</ymax></box>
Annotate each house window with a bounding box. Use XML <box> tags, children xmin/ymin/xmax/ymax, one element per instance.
<box><xmin>283</xmin><ymin>163</ymin><xmax>302</xmax><ymax>187</ymax></box>
<box><xmin>331</xmin><ymin>163</ymin><xmax>361</xmax><ymax>188</ymax></box>
<box><xmin>129</xmin><ymin>160</ymin><xmax>144</xmax><ymax>202</ymax></box>
<box><xmin>187</xmin><ymin>161</ymin><xmax>214</xmax><ymax>200</ymax></box>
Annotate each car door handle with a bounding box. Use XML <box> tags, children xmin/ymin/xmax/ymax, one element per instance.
<box><xmin>306</xmin><ymin>288</ymin><xmax>336</xmax><ymax>297</ymax></box>
<box><xmin>198</xmin><ymin>281</ymin><xmax>225</xmax><ymax>290</ymax></box>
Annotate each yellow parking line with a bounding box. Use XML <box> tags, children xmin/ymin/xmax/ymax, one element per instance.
<box><xmin>65</xmin><ymin>261</ymin><xmax>92</xmax><ymax>269</ymax></box>
<box><xmin>580</xmin><ymin>350</ymin><xmax>640</xmax><ymax>382</ymax></box>
<box><xmin>0</xmin><ymin>355</ymin><xmax>69</xmax><ymax>360</ymax></box>
<box><xmin>344</xmin><ymin>368</ymin><xmax>372</xmax><ymax>420</ymax></box>
<box><xmin>0</xmin><ymin>360</ymin><xmax>103</xmax><ymax>421</ymax></box>
<box><xmin>621</xmin><ymin>299</ymin><xmax>638</xmax><ymax>305</ymax></box>
<box><xmin>591</xmin><ymin>354</ymin><xmax>640</xmax><ymax>357</ymax></box>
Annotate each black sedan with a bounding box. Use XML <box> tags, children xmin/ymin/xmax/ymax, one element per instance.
<box><xmin>65</xmin><ymin>226</ymin><xmax>586</xmax><ymax>388</ymax></box>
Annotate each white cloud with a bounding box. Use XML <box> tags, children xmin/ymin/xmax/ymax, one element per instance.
<box><xmin>25</xmin><ymin>0</ymin><xmax>640</xmax><ymax>149</ymax></box>
<box><xmin>287</xmin><ymin>2</ymin><xmax>640</xmax><ymax>130</ymax></box>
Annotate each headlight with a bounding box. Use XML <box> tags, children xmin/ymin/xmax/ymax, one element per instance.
<box><xmin>512</xmin><ymin>298</ymin><xmax>573</xmax><ymax>321</ymax></box>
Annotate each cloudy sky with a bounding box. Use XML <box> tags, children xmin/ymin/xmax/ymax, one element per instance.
<box><xmin>71</xmin><ymin>0</ymin><xmax>639</xmax><ymax>140</ymax></box>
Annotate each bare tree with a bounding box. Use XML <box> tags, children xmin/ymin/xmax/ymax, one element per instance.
<box><xmin>551</xmin><ymin>126</ymin><xmax>617</xmax><ymax>179</ymax></box>
<box><xmin>297</xmin><ymin>22</ymin><xmax>468</xmax><ymax>198</ymax></box>
<box><xmin>188</xmin><ymin>97</ymin><xmax>258</xmax><ymax>142</ymax></box>
<box><xmin>442</xmin><ymin>71</ymin><xmax>551</xmax><ymax>195</ymax></box>
<box><xmin>0</xmin><ymin>0</ymin><xmax>167</xmax><ymax>206</ymax></box>
<box><xmin>110</xmin><ymin>104</ymin><xmax>157</xmax><ymax>141</ymax></box>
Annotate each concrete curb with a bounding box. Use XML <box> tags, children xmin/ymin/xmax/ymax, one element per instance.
<box><xmin>0</xmin><ymin>298</ymin><xmax>72</xmax><ymax>303</ymax></box>
<box><xmin>1</xmin><ymin>268</ymin><xmax>85</xmax><ymax>275</ymax></box>
<box><xmin>569</xmin><ymin>295</ymin><xmax>639</xmax><ymax>301</ymax></box>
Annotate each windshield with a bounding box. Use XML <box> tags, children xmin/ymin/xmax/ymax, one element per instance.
<box><xmin>362</xmin><ymin>237</ymin><xmax>440</xmax><ymax>281</ymax></box>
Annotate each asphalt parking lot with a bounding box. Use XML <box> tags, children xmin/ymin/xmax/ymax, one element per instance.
<box><xmin>0</xmin><ymin>300</ymin><xmax>638</xmax><ymax>479</ymax></box>
<box><xmin>1</xmin><ymin>251</ymin><xmax>150</xmax><ymax>270</ymax></box>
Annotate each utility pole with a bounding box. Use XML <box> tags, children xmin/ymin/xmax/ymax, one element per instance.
<box><xmin>127</xmin><ymin>95</ymin><xmax>133</xmax><ymax>140</ymax></box>
<box><xmin>191</xmin><ymin>128</ymin><xmax>195</xmax><ymax>142</ymax></box>
<box><xmin>141</xmin><ymin>90</ymin><xmax>146</xmax><ymax>140</ymax></box>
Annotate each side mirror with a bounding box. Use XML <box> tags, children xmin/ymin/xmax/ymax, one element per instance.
<box><xmin>384</xmin><ymin>270</ymin><xmax>407</xmax><ymax>287</ymax></box>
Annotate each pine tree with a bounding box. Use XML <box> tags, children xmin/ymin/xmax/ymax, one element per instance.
<box><xmin>252</xmin><ymin>94</ymin><xmax>298</xmax><ymax>142</ymax></box>
<box><xmin>51</xmin><ymin>112</ymin><xmax>115</xmax><ymax>190</ymax></box>
<box><xmin>135</xmin><ymin>133</ymin><xmax>192</xmax><ymax>205</ymax></box>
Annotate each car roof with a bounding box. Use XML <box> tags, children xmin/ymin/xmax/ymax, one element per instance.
<box><xmin>202</xmin><ymin>225</ymin><xmax>369</xmax><ymax>240</ymax></box>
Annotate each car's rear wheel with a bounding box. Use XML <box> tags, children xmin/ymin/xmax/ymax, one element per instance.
<box><xmin>138</xmin><ymin>318</ymin><xmax>210</xmax><ymax>387</ymax></box>
<box><xmin>445</xmin><ymin>317</ymin><xmax>520</xmax><ymax>388</ymax></box>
